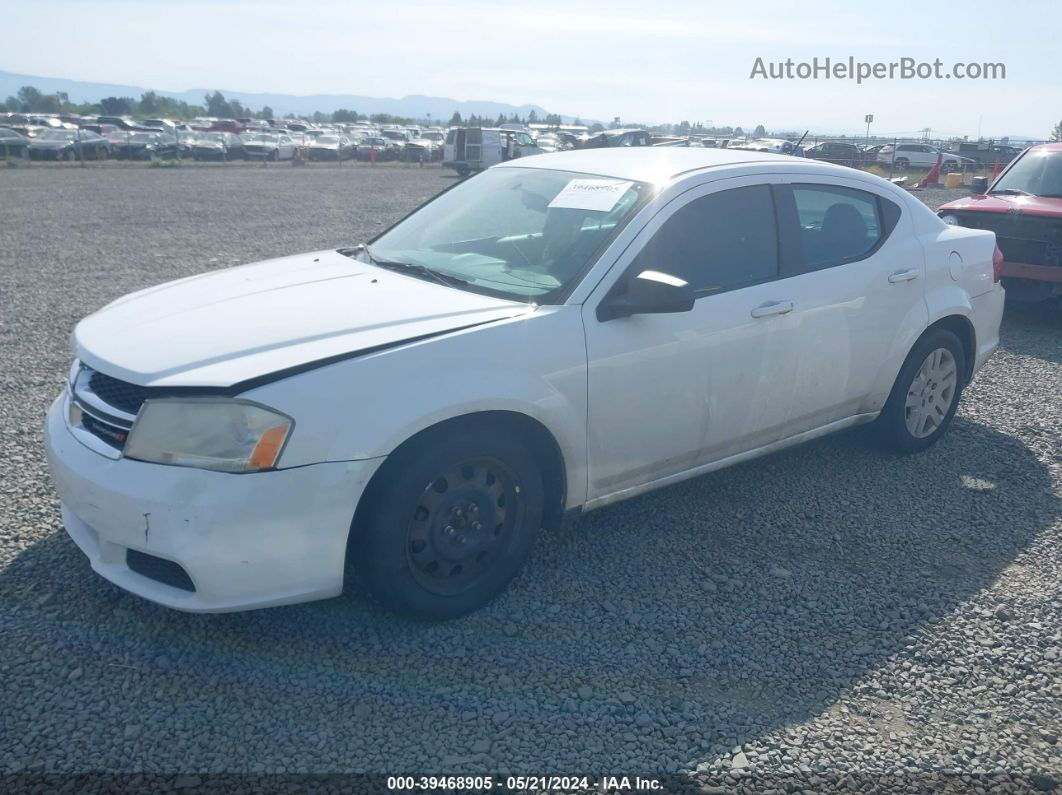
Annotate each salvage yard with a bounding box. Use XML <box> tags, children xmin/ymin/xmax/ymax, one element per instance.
<box><xmin>1</xmin><ymin>165</ymin><xmax>1060</xmax><ymax>790</ymax></box>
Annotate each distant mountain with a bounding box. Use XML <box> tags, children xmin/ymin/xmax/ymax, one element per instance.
<box><xmin>0</xmin><ymin>69</ymin><xmax>572</xmax><ymax>122</ymax></box>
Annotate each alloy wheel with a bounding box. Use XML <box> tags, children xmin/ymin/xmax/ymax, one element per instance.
<box><xmin>905</xmin><ymin>348</ymin><xmax>958</xmax><ymax>438</ymax></box>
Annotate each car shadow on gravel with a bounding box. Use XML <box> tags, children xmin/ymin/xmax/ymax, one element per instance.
<box><xmin>2</xmin><ymin>418</ymin><xmax>1058</xmax><ymax>777</ymax></box>
<box><xmin>1000</xmin><ymin>301</ymin><xmax>1062</xmax><ymax>364</ymax></box>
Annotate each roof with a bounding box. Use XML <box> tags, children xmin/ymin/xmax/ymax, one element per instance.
<box><xmin>1030</xmin><ymin>142</ymin><xmax>1062</xmax><ymax>153</ymax></box>
<box><xmin>497</xmin><ymin>147</ymin><xmax>804</xmax><ymax>183</ymax></box>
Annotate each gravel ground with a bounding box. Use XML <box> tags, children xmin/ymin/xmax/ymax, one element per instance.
<box><xmin>1</xmin><ymin>165</ymin><xmax>1060</xmax><ymax>792</ymax></box>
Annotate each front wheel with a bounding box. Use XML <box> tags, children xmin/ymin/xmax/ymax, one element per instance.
<box><xmin>352</xmin><ymin>424</ymin><xmax>544</xmax><ymax>619</ymax></box>
<box><xmin>874</xmin><ymin>328</ymin><xmax>965</xmax><ymax>453</ymax></box>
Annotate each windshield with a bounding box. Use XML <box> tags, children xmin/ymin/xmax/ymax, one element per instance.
<box><xmin>381</xmin><ymin>130</ymin><xmax>405</xmax><ymax>140</ymax></box>
<box><xmin>365</xmin><ymin>167</ymin><xmax>650</xmax><ymax>302</ymax></box>
<box><xmin>316</xmin><ymin>136</ymin><xmax>340</xmax><ymax>143</ymax></box>
<box><xmin>421</xmin><ymin>132</ymin><xmax>444</xmax><ymax>141</ymax></box>
<box><xmin>991</xmin><ymin>149</ymin><xmax>1062</xmax><ymax>197</ymax></box>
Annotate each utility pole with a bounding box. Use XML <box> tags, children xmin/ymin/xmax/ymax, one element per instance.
<box><xmin>864</xmin><ymin>114</ymin><xmax>873</xmax><ymax>150</ymax></box>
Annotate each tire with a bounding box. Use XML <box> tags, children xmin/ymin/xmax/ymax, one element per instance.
<box><xmin>62</xmin><ymin>149</ymin><xmax>74</xmax><ymax>162</ymax></box>
<box><xmin>873</xmin><ymin>328</ymin><xmax>965</xmax><ymax>453</ymax></box>
<box><xmin>352</xmin><ymin>422</ymin><xmax>544</xmax><ymax>619</ymax></box>
<box><xmin>942</xmin><ymin>161</ymin><xmax>958</xmax><ymax>173</ymax></box>
<box><xmin>456</xmin><ymin>165</ymin><xmax>471</xmax><ymax>177</ymax></box>
<box><xmin>270</xmin><ymin>149</ymin><xmax>279</xmax><ymax>162</ymax></box>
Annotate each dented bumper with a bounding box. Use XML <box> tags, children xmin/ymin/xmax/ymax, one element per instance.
<box><xmin>44</xmin><ymin>394</ymin><xmax>383</xmax><ymax>612</ymax></box>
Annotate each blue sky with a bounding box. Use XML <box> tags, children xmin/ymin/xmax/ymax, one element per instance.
<box><xmin>3</xmin><ymin>0</ymin><xmax>1059</xmax><ymax>137</ymax></box>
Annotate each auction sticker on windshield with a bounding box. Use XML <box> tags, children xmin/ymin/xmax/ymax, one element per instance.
<box><xmin>548</xmin><ymin>178</ymin><xmax>635</xmax><ymax>212</ymax></box>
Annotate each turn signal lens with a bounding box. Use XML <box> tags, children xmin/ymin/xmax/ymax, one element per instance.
<box><xmin>248</xmin><ymin>424</ymin><xmax>290</xmax><ymax>470</ymax></box>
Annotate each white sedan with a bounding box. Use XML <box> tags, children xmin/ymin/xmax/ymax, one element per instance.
<box><xmin>45</xmin><ymin>148</ymin><xmax>1004</xmax><ymax>619</ymax></box>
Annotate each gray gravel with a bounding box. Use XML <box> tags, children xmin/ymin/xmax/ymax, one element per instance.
<box><xmin>1</xmin><ymin>164</ymin><xmax>1061</xmax><ymax>791</ymax></box>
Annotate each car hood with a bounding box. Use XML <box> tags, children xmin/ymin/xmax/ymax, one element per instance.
<box><xmin>938</xmin><ymin>193</ymin><xmax>1062</xmax><ymax>218</ymax></box>
<box><xmin>74</xmin><ymin>249</ymin><xmax>531</xmax><ymax>388</ymax></box>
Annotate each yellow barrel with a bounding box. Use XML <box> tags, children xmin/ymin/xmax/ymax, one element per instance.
<box><xmin>944</xmin><ymin>172</ymin><xmax>963</xmax><ymax>188</ymax></box>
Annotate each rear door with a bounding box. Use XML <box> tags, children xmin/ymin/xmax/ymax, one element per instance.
<box><xmin>772</xmin><ymin>177</ymin><xmax>928</xmax><ymax>429</ymax></box>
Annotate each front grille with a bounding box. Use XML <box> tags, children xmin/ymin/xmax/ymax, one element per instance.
<box><xmin>954</xmin><ymin>211</ymin><xmax>1062</xmax><ymax>267</ymax></box>
<box><xmin>87</xmin><ymin>370</ymin><xmax>150</xmax><ymax>416</ymax></box>
<box><xmin>126</xmin><ymin>549</ymin><xmax>196</xmax><ymax>591</ymax></box>
<box><xmin>81</xmin><ymin>412</ymin><xmax>130</xmax><ymax>447</ymax></box>
<box><xmin>998</xmin><ymin>237</ymin><xmax>1052</xmax><ymax>266</ymax></box>
<box><xmin>70</xmin><ymin>365</ymin><xmax>143</xmax><ymax>451</ymax></box>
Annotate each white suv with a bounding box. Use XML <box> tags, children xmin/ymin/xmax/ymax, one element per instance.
<box><xmin>878</xmin><ymin>143</ymin><xmax>975</xmax><ymax>172</ymax></box>
<box><xmin>45</xmin><ymin>148</ymin><xmax>1005</xmax><ymax>619</ymax></box>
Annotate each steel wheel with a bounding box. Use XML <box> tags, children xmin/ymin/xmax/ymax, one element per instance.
<box><xmin>904</xmin><ymin>348</ymin><xmax>958</xmax><ymax>438</ymax></box>
<box><xmin>405</xmin><ymin>457</ymin><xmax>524</xmax><ymax>596</ymax></box>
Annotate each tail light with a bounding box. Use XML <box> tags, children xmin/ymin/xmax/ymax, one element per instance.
<box><xmin>992</xmin><ymin>245</ymin><xmax>1004</xmax><ymax>283</ymax></box>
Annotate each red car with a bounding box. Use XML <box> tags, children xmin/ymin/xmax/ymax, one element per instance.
<box><xmin>937</xmin><ymin>143</ymin><xmax>1062</xmax><ymax>303</ymax></box>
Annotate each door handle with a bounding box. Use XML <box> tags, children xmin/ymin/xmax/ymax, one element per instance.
<box><xmin>888</xmin><ymin>268</ymin><xmax>920</xmax><ymax>283</ymax></box>
<box><xmin>750</xmin><ymin>300</ymin><xmax>795</xmax><ymax>318</ymax></box>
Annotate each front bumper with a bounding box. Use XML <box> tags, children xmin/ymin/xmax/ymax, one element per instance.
<box><xmin>1001</xmin><ymin>260</ymin><xmax>1062</xmax><ymax>284</ymax></box>
<box><xmin>44</xmin><ymin>394</ymin><xmax>383</xmax><ymax>612</ymax></box>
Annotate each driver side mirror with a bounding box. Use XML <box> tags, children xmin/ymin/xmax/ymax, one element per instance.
<box><xmin>597</xmin><ymin>270</ymin><xmax>696</xmax><ymax>322</ymax></box>
<box><xmin>970</xmin><ymin>176</ymin><xmax>989</xmax><ymax>194</ymax></box>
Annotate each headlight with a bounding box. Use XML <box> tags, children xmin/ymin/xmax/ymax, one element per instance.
<box><xmin>940</xmin><ymin>214</ymin><xmax>960</xmax><ymax>226</ymax></box>
<box><xmin>124</xmin><ymin>399</ymin><xmax>292</xmax><ymax>473</ymax></box>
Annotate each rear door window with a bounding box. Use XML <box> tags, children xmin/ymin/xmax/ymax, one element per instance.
<box><xmin>779</xmin><ymin>184</ymin><xmax>901</xmax><ymax>275</ymax></box>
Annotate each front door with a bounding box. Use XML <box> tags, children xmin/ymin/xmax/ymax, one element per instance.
<box><xmin>583</xmin><ymin>177</ymin><xmax>801</xmax><ymax>501</ymax></box>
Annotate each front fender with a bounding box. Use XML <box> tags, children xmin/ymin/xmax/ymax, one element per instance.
<box><xmin>244</xmin><ymin>307</ymin><xmax>589</xmax><ymax>509</ymax></box>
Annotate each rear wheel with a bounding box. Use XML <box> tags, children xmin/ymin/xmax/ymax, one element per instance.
<box><xmin>894</xmin><ymin>157</ymin><xmax>909</xmax><ymax>170</ymax></box>
<box><xmin>352</xmin><ymin>424</ymin><xmax>544</xmax><ymax>619</ymax></box>
<box><xmin>456</xmin><ymin>164</ymin><xmax>471</xmax><ymax>177</ymax></box>
<box><xmin>61</xmin><ymin>149</ymin><xmax>74</xmax><ymax>162</ymax></box>
<box><xmin>874</xmin><ymin>328</ymin><xmax>965</xmax><ymax>453</ymax></box>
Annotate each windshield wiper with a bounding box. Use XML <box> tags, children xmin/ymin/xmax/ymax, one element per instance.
<box><xmin>340</xmin><ymin>244</ymin><xmax>468</xmax><ymax>289</ymax></box>
<box><xmin>989</xmin><ymin>188</ymin><xmax>1031</xmax><ymax>196</ymax></box>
